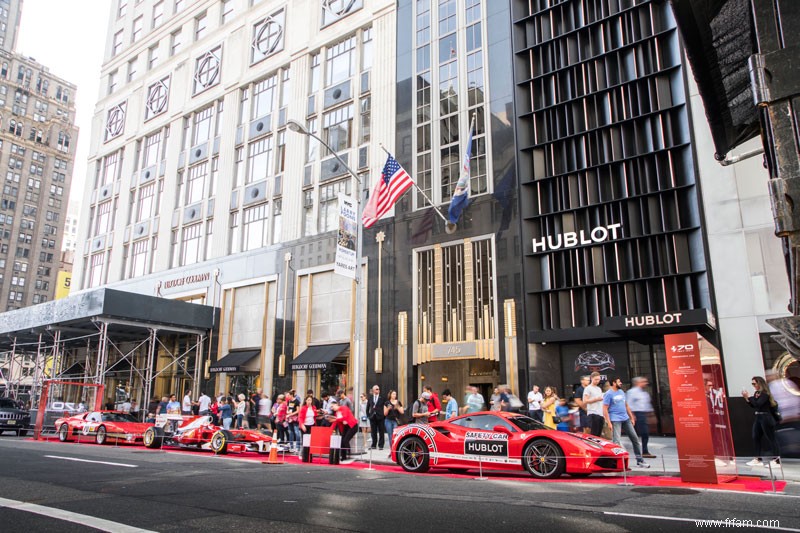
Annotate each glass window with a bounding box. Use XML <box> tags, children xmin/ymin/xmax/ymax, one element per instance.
<box><xmin>247</xmin><ymin>137</ymin><xmax>273</xmax><ymax>184</ymax></box>
<box><xmin>152</xmin><ymin>1</ymin><xmax>164</xmax><ymax>27</ymax></box>
<box><xmin>136</xmin><ymin>182</ymin><xmax>155</xmax><ymax>222</ymax></box>
<box><xmin>186</xmin><ymin>162</ymin><xmax>208</xmax><ymax>204</ymax></box>
<box><xmin>112</xmin><ymin>30</ymin><xmax>123</xmax><ymax>56</ymax></box>
<box><xmin>148</xmin><ymin>44</ymin><xmax>159</xmax><ymax>70</ymax></box>
<box><xmin>322</xmin><ymin>105</ymin><xmax>353</xmax><ymax>154</ymax></box>
<box><xmin>192</xmin><ymin>105</ymin><xmax>213</xmax><ymax>145</ymax></box>
<box><xmin>118</xmin><ymin>0</ymin><xmax>127</xmax><ymax>18</ymax></box>
<box><xmin>130</xmin><ymin>238</ymin><xmax>149</xmax><ymax>277</ymax></box>
<box><xmin>132</xmin><ymin>15</ymin><xmax>143</xmax><ymax>42</ymax></box>
<box><xmin>180</xmin><ymin>223</ymin><xmax>202</xmax><ymax>265</ymax></box>
<box><xmin>243</xmin><ymin>203</ymin><xmax>268</xmax><ymax>250</ymax></box>
<box><xmin>252</xmin><ymin>74</ymin><xmax>276</xmax><ymax>119</ymax></box>
<box><xmin>127</xmin><ymin>56</ymin><xmax>137</xmax><ymax>82</ymax></box>
<box><xmin>88</xmin><ymin>252</ymin><xmax>105</xmax><ymax>288</ymax></box>
<box><xmin>221</xmin><ymin>0</ymin><xmax>234</xmax><ymax>24</ymax></box>
<box><xmin>195</xmin><ymin>12</ymin><xmax>208</xmax><ymax>41</ymax></box>
<box><xmin>170</xmin><ymin>29</ymin><xmax>182</xmax><ymax>56</ymax></box>
<box><xmin>318</xmin><ymin>179</ymin><xmax>351</xmax><ymax>233</ymax></box>
<box><xmin>325</xmin><ymin>36</ymin><xmax>355</xmax><ymax>86</ymax></box>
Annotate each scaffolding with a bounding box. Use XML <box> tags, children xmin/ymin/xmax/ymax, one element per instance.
<box><xmin>0</xmin><ymin>288</ymin><xmax>217</xmax><ymax>412</ymax></box>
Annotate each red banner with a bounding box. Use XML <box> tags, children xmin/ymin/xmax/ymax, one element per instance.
<box><xmin>664</xmin><ymin>333</ymin><xmax>718</xmax><ymax>483</ymax></box>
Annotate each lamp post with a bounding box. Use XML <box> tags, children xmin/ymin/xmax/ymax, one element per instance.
<box><xmin>287</xmin><ymin>119</ymin><xmax>365</xmax><ymax>411</ymax></box>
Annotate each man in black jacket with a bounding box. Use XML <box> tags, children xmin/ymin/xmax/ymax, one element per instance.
<box><xmin>366</xmin><ymin>384</ymin><xmax>387</xmax><ymax>450</ymax></box>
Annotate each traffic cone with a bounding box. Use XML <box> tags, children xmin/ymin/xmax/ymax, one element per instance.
<box><xmin>262</xmin><ymin>430</ymin><xmax>284</xmax><ymax>465</ymax></box>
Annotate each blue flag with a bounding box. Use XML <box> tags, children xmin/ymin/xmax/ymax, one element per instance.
<box><xmin>448</xmin><ymin>122</ymin><xmax>473</xmax><ymax>225</ymax></box>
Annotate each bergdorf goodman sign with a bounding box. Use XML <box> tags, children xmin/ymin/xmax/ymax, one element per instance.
<box><xmin>532</xmin><ymin>223</ymin><xmax>622</xmax><ymax>253</ymax></box>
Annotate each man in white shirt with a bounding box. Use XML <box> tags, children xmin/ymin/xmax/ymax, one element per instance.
<box><xmin>583</xmin><ymin>372</ymin><xmax>605</xmax><ymax>437</ymax></box>
<box><xmin>197</xmin><ymin>391</ymin><xmax>212</xmax><ymax>416</ymax></box>
<box><xmin>182</xmin><ymin>391</ymin><xmax>193</xmax><ymax>415</ymax></box>
<box><xmin>120</xmin><ymin>398</ymin><xmax>131</xmax><ymax>413</ymax></box>
<box><xmin>527</xmin><ymin>385</ymin><xmax>543</xmax><ymax>422</ymax></box>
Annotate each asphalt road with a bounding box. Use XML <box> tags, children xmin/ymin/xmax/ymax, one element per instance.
<box><xmin>0</xmin><ymin>434</ymin><xmax>798</xmax><ymax>532</ymax></box>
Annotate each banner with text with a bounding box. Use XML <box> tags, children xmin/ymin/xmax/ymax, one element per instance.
<box><xmin>334</xmin><ymin>193</ymin><xmax>358</xmax><ymax>279</ymax></box>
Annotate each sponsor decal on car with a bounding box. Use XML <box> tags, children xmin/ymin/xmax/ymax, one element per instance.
<box><xmin>463</xmin><ymin>431</ymin><xmax>509</xmax><ymax>457</ymax></box>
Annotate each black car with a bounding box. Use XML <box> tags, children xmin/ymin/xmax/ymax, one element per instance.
<box><xmin>0</xmin><ymin>398</ymin><xmax>30</xmax><ymax>436</ymax></box>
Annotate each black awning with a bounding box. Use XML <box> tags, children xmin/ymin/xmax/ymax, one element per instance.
<box><xmin>209</xmin><ymin>349</ymin><xmax>261</xmax><ymax>374</ymax></box>
<box><xmin>290</xmin><ymin>343</ymin><xmax>349</xmax><ymax>371</ymax></box>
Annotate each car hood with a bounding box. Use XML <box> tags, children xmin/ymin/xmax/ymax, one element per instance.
<box><xmin>566</xmin><ymin>432</ymin><xmax>627</xmax><ymax>452</ymax></box>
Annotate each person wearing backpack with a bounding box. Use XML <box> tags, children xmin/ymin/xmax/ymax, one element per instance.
<box><xmin>743</xmin><ymin>375</ymin><xmax>781</xmax><ymax>468</ymax></box>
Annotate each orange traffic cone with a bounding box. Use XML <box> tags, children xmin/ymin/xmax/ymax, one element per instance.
<box><xmin>262</xmin><ymin>430</ymin><xmax>283</xmax><ymax>465</ymax></box>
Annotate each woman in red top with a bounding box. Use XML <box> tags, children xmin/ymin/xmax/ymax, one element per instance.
<box><xmin>329</xmin><ymin>399</ymin><xmax>359</xmax><ymax>460</ymax></box>
<box><xmin>299</xmin><ymin>395</ymin><xmax>317</xmax><ymax>436</ymax></box>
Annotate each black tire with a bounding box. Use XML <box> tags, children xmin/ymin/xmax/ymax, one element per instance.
<box><xmin>143</xmin><ymin>426</ymin><xmax>164</xmax><ymax>448</ymax></box>
<box><xmin>17</xmin><ymin>429</ymin><xmax>28</xmax><ymax>437</ymax></box>
<box><xmin>58</xmin><ymin>424</ymin><xmax>69</xmax><ymax>442</ymax></box>
<box><xmin>522</xmin><ymin>438</ymin><xmax>566</xmax><ymax>479</ymax></box>
<box><xmin>396</xmin><ymin>436</ymin><xmax>430</xmax><ymax>473</ymax></box>
<box><xmin>211</xmin><ymin>429</ymin><xmax>233</xmax><ymax>454</ymax></box>
<box><xmin>96</xmin><ymin>425</ymin><xmax>108</xmax><ymax>445</ymax></box>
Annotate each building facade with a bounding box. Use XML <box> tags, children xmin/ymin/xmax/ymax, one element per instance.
<box><xmin>0</xmin><ymin>0</ymin><xmax>23</xmax><ymax>54</ymax></box>
<box><xmin>0</xmin><ymin>51</ymin><xmax>77</xmax><ymax>311</ymax></box>
<box><xmin>72</xmin><ymin>0</ymin><xmax>399</xmax><ymax>403</ymax></box>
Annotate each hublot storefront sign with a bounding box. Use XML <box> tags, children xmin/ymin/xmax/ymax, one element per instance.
<box><xmin>605</xmin><ymin>309</ymin><xmax>716</xmax><ymax>332</ymax></box>
<box><xmin>532</xmin><ymin>223</ymin><xmax>622</xmax><ymax>253</ymax></box>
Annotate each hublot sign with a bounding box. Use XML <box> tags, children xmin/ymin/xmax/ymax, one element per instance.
<box><xmin>532</xmin><ymin>223</ymin><xmax>622</xmax><ymax>253</ymax></box>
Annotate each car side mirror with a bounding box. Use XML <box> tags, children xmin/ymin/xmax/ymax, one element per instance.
<box><xmin>492</xmin><ymin>425</ymin><xmax>510</xmax><ymax>434</ymax></box>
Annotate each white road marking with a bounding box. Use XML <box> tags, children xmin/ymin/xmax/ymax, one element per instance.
<box><xmin>604</xmin><ymin>511</ymin><xmax>800</xmax><ymax>532</ymax></box>
<box><xmin>0</xmin><ymin>496</ymin><xmax>157</xmax><ymax>533</ymax></box>
<box><xmin>44</xmin><ymin>455</ymin><xmax>138</xmax><ymax>468</ymax></box>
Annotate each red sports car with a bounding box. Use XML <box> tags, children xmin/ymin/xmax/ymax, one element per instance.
<box><xmin>55</xmin><ymin>411</ymin><xmax>151</xmax><ymax>445</ymax></box>
<box><xmin>391</xmin><ymin>411</ymin><xmax>629</xmax><ymax>479</ymax></box>
<box><xmin>143</xmin><ymin>415</ymin><xmax>273</xmax><ymax>454</ymax></box>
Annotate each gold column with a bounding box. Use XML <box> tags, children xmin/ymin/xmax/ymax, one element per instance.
<box><xmin>503</xmin><ymin>299</ymin><xmax>518</xmax><ymax>395</ymax></box>
<box><xmin>398</xmin><ymin>311</ymin><xmax>408</xmax><ymax>406</ymax></box>
<box><xmin>463</xmin><ymin>239</ymin><xmax>475</xmax><ymax>341</ymax></box>
<box><xmin>375</xmin><ymin>231</ymin><xmax>385</xmax><ymax>373</ymax></box>
<box><xmin>433</xmin><ymin>244</ymin><xmax>443</xmax><ymax>347</ymax></box>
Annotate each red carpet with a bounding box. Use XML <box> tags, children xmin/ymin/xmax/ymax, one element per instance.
<box><xmin>35</xmin><ymin>437</ymin><xmax>787</xmax><ymax>493</ymax></box>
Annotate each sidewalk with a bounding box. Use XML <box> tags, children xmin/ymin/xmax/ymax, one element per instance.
<box><xmin>352</xmin><ymin>435</ymin><xmax>800</xmax><ymax>484</ymax></box>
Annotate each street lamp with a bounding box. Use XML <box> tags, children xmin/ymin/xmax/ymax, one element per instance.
<box><xmin>286</xmin><ymin>119</ymin><xmax>365</xmax><ymax>411</ymax></box>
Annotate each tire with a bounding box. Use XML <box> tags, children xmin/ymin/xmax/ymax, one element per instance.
<box><xmin>58</xmin><ymin>424</ymin><xmax>70</xmax><ymax>442</ymax></box>
<box><xmin>522</xmin><ymin>438</ymin><xmax>566</xmax><ymax>479</ymax></box>
<box><xmin>396</xmin><ymin>436</ymin><xmax>430</xmax><ymax>473</ymax></box>
<box><xmin>211</xmin><ymin>429</ymin><xmax>233</xmax><ymax>455</ymax></box>
<box><xmin>144</xmin><ymin>426</ymin><xmax>164</xmax><ymax>449</ymax></box>
<box><xmin>96</xmin><ymin>425</ymin><xmax>108</xmax><ymax>445</ymax></box>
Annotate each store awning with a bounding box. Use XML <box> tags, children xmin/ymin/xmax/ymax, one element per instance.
<box><xmin>290</xmin><ymin>343</ymin><xmax>349</xmax><ymax>371</ymax></box>
<box><xmin>209</xmin><ymin>349</ymin><xmax>261</xmax><ymax>374</ymax></box>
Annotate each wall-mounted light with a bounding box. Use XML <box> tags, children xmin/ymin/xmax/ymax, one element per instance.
<box><xmin>278</xmin><ymin>353</ymin><xmax>286</xmax><ymax>376</ymax></box>
<box><xmin>420</xmin><ymin>374</ymin><xmax>426</xmax><ymax>381</ymax></box>
<box><xmin>441</xmin><ymin>376</ymin><xmax>448</xmax><ymax>382</ymax></box>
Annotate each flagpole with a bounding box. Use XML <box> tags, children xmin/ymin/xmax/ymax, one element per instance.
<box><xmin>444</xmin><ymin>113</ymin><xmax>477</xmax><ymax>233</ymax></box>
<box><xmin>378</xmin><ymin>143</ymin><xmax>450</xmax><ymax>225</ymax></box>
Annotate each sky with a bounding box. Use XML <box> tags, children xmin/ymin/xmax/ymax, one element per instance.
<box><xmin>16</xmin><ymin>0</ymin><xmax>110</xmax><ymax>214</ymax></box>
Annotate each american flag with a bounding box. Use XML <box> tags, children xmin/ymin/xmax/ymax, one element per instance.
<box><xmin>362</xmin><ymin>155</ymin><xmax>414</xmax><ymax>228</ymax></box>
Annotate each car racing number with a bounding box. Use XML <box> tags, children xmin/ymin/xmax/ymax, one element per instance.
<box><xmin>82</xmin><ymin>423</ymin><xmax>98</xmax><ymax>436</ymax></box>
<box><xmin>463</xmin><ymin>431</ymin><xmax>509</xmax><ymax>458</ymax></box>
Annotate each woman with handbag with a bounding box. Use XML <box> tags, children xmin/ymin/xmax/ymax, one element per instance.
<box><xmin>743</xmin><ymin>376</ymin><xmax>781</xmax><ymax>467</ymax></box>
<box><xmin>383</xmin><ymin>390</ymin><xmax>404</xmax><ymax>442</ymax></box>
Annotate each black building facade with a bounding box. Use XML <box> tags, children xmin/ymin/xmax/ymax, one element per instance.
<box><xmin>512</xmin><ymin>0</ymin><xmax>719</xmax><ymax>433</ymax></box>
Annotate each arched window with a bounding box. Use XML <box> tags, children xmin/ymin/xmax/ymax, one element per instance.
<box><xmin>35</xmin><ymin>129</ymin><xmax>43</xmax><ymax>143</ymax></box>
<box><xmin>1</xmin><ymin>62</ymin><xmax>7</xmax><ymax>78</ymax></box>
<box><xmin>57</xmin><ymin>132</ymin><xmax>70</xmax><ymax>152</ymax></box>
<box><xmin>8</xmin><ymin>118</ymin><xmax>15</xmax><ymax>134</ymax></box>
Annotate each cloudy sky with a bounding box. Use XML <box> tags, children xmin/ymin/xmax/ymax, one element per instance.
<box><xmin>16</xmin><ymin>0</ymin><xmax>110</xmax><ymax>213</ymax></box>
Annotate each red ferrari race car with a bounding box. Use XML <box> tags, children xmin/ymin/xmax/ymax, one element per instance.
<box><xmin>391</xmin><ymin>411</ymin><xmax>629</xmax><ymax>479</ymax></box>
<box><xmin>55</xmin><ymin>411</ymin><xmax>152</xmax><ymax>445</ymax></box>
<box><xmin>142</xmin><ymin>415</ymin><xmax>273</xmax><ymax>454</ymax></box>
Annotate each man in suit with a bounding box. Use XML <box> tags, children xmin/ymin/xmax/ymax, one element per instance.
<box><xmin>366</xmin><ymin>384</ymin><xmax>387</xmax><ymax>450</ymax></box>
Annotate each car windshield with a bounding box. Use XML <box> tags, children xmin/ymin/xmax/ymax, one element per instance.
<box><xmin>0</xmin><ymin>398</ymin><xmax>20</xmax><ymax>409</ymax></box>
<box><xmin>506</xmin><ymin>414</ymin><xmax>549</xmax><ymax>432</ymax></box>
<box><xmin>102</xmin><ymin>412</ymin><xmax>139</xmax><ymax>423</ymax></box>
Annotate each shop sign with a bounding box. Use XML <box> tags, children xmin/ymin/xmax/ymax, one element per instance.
<box><xmin>161</xmin><ymin>271</ymin><xmax>211</xmax><ymax>290</ymax></box>
<box><xmin>291</xmin><ymin>362</ymin><xmax>330</xmax><ymax>371</ymax></box>
<box><xmin>431</xmin><ymin>342</ymin><xmax>477</xmax><ymax>359</ymax></box>
<box><xmin>531</xmin><ymin>223</ymin><xmax>622</xmax><ymax>253</ymax></box>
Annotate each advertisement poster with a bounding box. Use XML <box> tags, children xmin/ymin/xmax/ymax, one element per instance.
<box><xmin>333</xmin><ymin>193</ymin><xmax>357</xmax><ymax>280</ymax></box>
<box><xmin>561</xmin><ymin>341</ymin><xmax>628</xmax><ymax>397</ymax></box>
<box><xmin>664</xmin><ymin>333</ymin><xmax>719</xmax><ymax>483</ymax></box>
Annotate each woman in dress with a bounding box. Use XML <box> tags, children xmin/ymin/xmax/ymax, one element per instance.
<box><xmin>383</xmin><ymin>389</ymin><xmax>404</xmax><ymax>442</ymax></box>
<box><xmin>298</xmin><ymin>395</ymin><xmax>317</xmax><ymax>443</ymax></box>
<box><xmin>541</xmin><ymin>386</ymin><xmax>558</xmax><ymax>429</ymax></box>
<box><xmin>358</xmin><ymin>392</ymin><xmax>371</xmax><ymax>450</ymax></box>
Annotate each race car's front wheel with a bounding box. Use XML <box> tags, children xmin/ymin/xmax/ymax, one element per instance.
<box><xmin>523</xmin><ymin>438</ymin><xmax>566</xmax><ymax>479</ymax></box>
<box><xmin>58</xmin><ymin>423</ymin><xmax>69</xmax><ymax>442</ymax></box>
<box><xmin>396</xmin><ymin>436</ymin><xmax>430</xmax><ymax>473</ymax></box>
<box><xmin>211</xmin><ymin>430</ymin><xmax>233</xmax><ymax>455</ymax></box>
<box><xmin>96</xmin><ymin>426</ymin><xmax>108</xmax><ymax>445</ymax></box>
<box><xmin>144</xmin><ymin>426</ymin><xmax>164</xmax><ymax>448</ymax></box>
